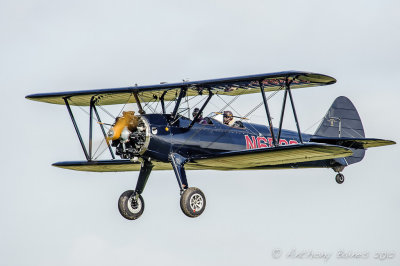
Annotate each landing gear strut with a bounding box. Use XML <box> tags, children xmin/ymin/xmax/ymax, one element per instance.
<box><xmin>118</xmin><ymin>160</ymin><xmax>153</xmax><ymax>220</ymax></box>
<box><xmin>170</xmin><ymin>153</ymin><xmax>206</xmax><ymax>218</ymax></box>
<box><xmin>118</xmin><ymin>153</ymin><xmax>207</xmax><ymax>220</ymax></box>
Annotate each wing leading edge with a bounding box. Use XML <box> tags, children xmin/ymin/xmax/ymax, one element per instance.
<box><xmin>26</xmin><ymin>71</ymin><xmax>336</xmax><ymax>106</ymax></box>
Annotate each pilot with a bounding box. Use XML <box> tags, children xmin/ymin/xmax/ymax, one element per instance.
<box><xmin>223</xmin><ymin>110</ymin><xmax>234</xmax><ymax>126</ymax></box>
<box><xmin>223</xmin><ymin>110</ymin><xmax>244</xmax><ymax>128</ymax></box>
<box><xmin>192</xmin><ymin>108</ymin><xmax>207</xmax><ymax>124</ymax></box>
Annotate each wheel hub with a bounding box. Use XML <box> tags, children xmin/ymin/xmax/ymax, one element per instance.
<box><xmin>190</xmin><ymin>193</ymin><xmax>204</xmax><ymax>212</ymax></box>
<box><xmin>127</xmin><ymin>196</ymin><xmax>142</xmax><ymax>214</ymax></box>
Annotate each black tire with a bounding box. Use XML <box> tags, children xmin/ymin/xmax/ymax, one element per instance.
<box><xmin>180</xmin><ymin>187</ymin><xmax>206</xmax><ymax>218</ymax></box>
<box><xmin>335</xmin><ymin>173</ymin><xmax>345</xmax><ymax>184</ymax></box>
<box><xmin>118</xmin><ymin>190</ymin><xmax>145</xmax><ymax>220</ymax></box>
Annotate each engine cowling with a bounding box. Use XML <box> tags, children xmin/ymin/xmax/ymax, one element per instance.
<box><xmin>108</xmin><ymin>112</ymin><xmax>150</xmax><ymax>159</ymax></box>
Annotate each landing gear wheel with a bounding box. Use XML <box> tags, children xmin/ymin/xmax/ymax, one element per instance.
<box><xmin>180</xmin><ymin>187</ymin><xmax>206</xmax><ymax>218</ymax></box>
<box><xmin>118</xmin><ymin>190</ymin><xmax>145</xmax><ymax>220</ymax></box>
<box><xmin>335</xmin><ymin>173</ymin><xmax>345</xmax><ymax>184</ymax></box>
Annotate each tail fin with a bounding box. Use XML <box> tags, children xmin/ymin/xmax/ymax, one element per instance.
<box><xmin>314</xmin><ymin>96</ymin><xmax>365</xmax><ymax>165</ymax></box>
<box><xmin>314</xmin><ymin>96</ymin><xmax>365</xmax><ymax>138</ymax></box>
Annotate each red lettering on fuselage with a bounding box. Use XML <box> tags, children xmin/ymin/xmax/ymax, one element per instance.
<box><xmin>244</xmin><ymin>135</ymin><xmax>299</xmax><ymax>149</ymax></box>
<box><xmin>257</xmin><ymin>137</ymin><xmax>268</xmax><ymax>148</ymax></box>
<box><xmin>245</xmin><ymin>135</ymin><xmax>257</xmax><ymax>149</ymax></box>
<box><xmin>279</xmin><ymin>139</ymin><xmax>288</xmax><ymax>145</ymax></box>
<box><xmin>268</xmin><ymin>137</ymin><xmax>273</xmax><ymax>146</ymax></box>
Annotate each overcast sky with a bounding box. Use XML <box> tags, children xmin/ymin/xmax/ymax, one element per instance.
<box><xmin>1</xmin><ymin>1</ymin><xmax>399</xmax><ymax>266</ymax></box>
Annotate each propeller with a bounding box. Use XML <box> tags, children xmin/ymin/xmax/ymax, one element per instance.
<box><xmin>106</xmin><ymin>111</ymin><xmax>139</xmax><ymax>141</ymax></box>
<box><xmin>90</xmin><ymin>111</ymin><xmax>140</xmax><ymax>159</ymax></box>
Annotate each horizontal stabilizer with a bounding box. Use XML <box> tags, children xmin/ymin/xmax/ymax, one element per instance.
<box><xmin>190</xmin><ymin>143</ymin><xmax>353</xmax><ymax>169</ymax></box>
<box><xmin>310</xmin><ymin>137</ymin><xmax>396</xmax><ymax>149</ymax></box>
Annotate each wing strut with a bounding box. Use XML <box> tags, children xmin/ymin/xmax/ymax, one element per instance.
<box><xmin>277</xmin><ymin>88</ymin><xmax>288</xmax><ymax>142</ymax></box>
<box><xmin>65</xmin><ymin>97</ymin><xmax>116</xmax><ymax>161</ymax></box>
<box><xmin>259</xmin><ymin>81</ymin><xmax>277</xmax><ymax>146</ymax></box>
<box><xmin>160</xmin><ymin>90</ymin><xmax>168</xmax><ymax>114</ymax></box>
<box><xmin>261</xmin><ymin>78</ymin><xmax>304</xmax><ymax>145</ymax></box>
<box><xmin>188</xmin><ymin>89</ymin><xmax>213</xmax><ymax>128</ymax></box>
<box><xmin>286</xmin><ymin>80</ymin><xmax>303</xmax><ymax>143</ymax></box>
<box><xmin>133</xmin><ymin>92</ymin><xmax>145</xmax><ymax>114</ymax></box>
<box><xmin>89</xmin><ymin>97</ymin><xmax>95</xmax><ymax>160</ymax></box>
<box><xmin>64</xmin><ymin>98</ymin><xmax>90</xmax><ymax>161</ymax></box>
<box><xmin>172</xmin><ymin>87</ymin><xmax>187</xmax><ymax>121</ymax></box>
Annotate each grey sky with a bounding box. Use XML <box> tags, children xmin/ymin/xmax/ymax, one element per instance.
<box><xmin>1</xmin><ymin>0</ymin><xmax>399</xmax><ymax>265</ymax></box>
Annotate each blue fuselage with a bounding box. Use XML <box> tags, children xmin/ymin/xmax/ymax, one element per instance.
<box><xmin>142</xmin><ymin>114</ymin><xmax>312</xmax><ymax>162</ymax></box>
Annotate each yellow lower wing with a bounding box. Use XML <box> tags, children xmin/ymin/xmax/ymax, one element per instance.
<box><xmin>52</xmin><ymin>143</ymin><xmax>352</xmax><ymax>172</ymax></box>
<box><xmin>190</xmin><ymin>143</ymin><xmax>353</xmax><ymax>169</ymax></box>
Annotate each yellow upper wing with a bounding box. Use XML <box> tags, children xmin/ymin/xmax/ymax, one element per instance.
<box><xmin>26</xmin><ymin>71</ymin><xmax>336</xmax><ymax>106</ymax></box>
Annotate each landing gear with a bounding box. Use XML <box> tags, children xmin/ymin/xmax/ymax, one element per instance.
<box><xmin>333</xmin><ymin>165</ymin><xmax>345</xmax><ymax>184</ymax></box>
<box><xmin>170</xmin><ymin>153</ymin><xmax>206</xmax><ymax>218</ymax></box>
<box><xmin>118</xmin><ymin>160</ymin><xmax>153</xmax><ymax>220</ymax></box>
<box><xmin>117</xmin><ymin>153</ymin><xmax>207</xmax><ymax>220</ymax></box>
<box><xmin>180</xmin><ymin>187</ymin><xmax>206</xmax><ymax>217</ymax></box>
<box><xmin>335</xmin><ymin>173</ymin><xmax>345</xmax><ymax>184</ymax></box>
<box><xmin>118</xmin><ymin>190</ymin><xmax>145</xmax><ymax>220</ymax></box>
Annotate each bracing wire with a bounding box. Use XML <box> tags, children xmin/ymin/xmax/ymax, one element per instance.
<box><xmin>176</xmin><ymin>88</ymin><xmax>282</xmax><ymax>152</ymax></box>
<box><xmin>347</xmin><ymin>127</ymin><xmax>364</xmax><ymax>138</ymax></box>
<box><xmin>216</xmin><ymin>94</ymin><xmax>243</xmax><ymax>118</ymax></box>
<box><xmin>92</xmin><ymin>137</ymin><xmax>106</xmax><ymax>158</ymax></box>
<box><xmin>98</xmin><ymin>105</ymin><xmax>116</xmax><ymax>120</ymax></box>
<box><xmin>141</xmin><ymin>94</ymin><xmax>157</xmax><ymax>113</ymax></box>
<box><xmin>215</xmin><ymin>89</ymin><xmax>279</xmax><ymax>137</ymax></box>
<box><xmin>117</xmin><ymin>93</ymin><xmax>133</xmax><ymax>117</ymax></box>
<box><xmin>154</xmin><ymin>99</ymin><xmax>160</xmax><ymax>113</ymax></box>
<box><xmin>219</xmin><ymin>95</ymin><xmax>240</xmax><ymax>113</ymax></box>
<box><xmin>243</xmin><ymin>88</ymin><xmax>281</xmax><ymax>119</ymax></box>
<box><xmin>69</xmin><ymin>99</ymin><xmax>116</xmax><ymax>160</ymax></box>
<box><xmin>303</xmin><ymin>118</ymin><xmax>324</xmax><ymax>134</ymax></box>
<box><xmin>192</xmin><ymin>95</ymin><xmax>208</xmax><ymax>109</ymax></box>
<box><xmin>94</xmin><ymin>140</ymin><xmax>111</xmax><ymax>160</ymax></box>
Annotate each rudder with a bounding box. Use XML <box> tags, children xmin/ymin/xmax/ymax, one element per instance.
<box><xmin>314</xmin><ymin>96</ymin><xmax>365</xmax><ymax>138</ymax></box>
<box><xmin>314</xmin><ymin>96</ymin><xmax>365</xmax><ymax>165</ymax></box>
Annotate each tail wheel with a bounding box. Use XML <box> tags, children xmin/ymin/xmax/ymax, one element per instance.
<box><xmin>335</xmin><ymin>173</ymin><xmax>345</xmax><ymax>184</ymax></box>
<box><xmin>180</xmin><ymin>187</ymin><xmax>206</xmax><ymax>218</ymax></box>
<box><xmin>118</xmin><ymin>190</ymin><xmax>145</xmax><ymax>220</ymax></box>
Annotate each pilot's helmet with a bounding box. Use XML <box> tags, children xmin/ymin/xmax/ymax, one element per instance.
<box><xmin>223</xmin><ymin>110</ymin><xmax>233</xmax><ymax>124</ymax></box>
<box><xmin>192</xmin><ymin>107</ymin><xmax>202</xmax><ymax>118</ymax></box>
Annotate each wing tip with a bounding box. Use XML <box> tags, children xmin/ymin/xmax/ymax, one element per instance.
<box><xmin>388</xmin><ymin>140</ymin><xmax>396</xmax><ymax>145</ymax></box>
<box><xmin>374</xmin><ymin>139</ymin><xmax>396</xmax><ymax>147</ymax></box>
<box><xmin>25</xmin><ymin>94</ymin><xmax>34</xmax><ymax>100</ymax></box>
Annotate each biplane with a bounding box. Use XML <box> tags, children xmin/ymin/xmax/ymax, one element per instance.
<box><xmin>26</xmin><ymin>71</ymin><xmax>395</xmax><ymax>220</ymax></box>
